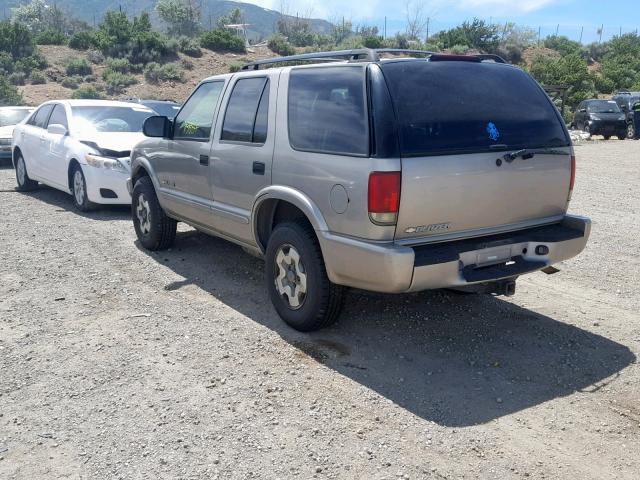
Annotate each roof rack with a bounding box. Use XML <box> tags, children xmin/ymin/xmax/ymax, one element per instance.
<box><xmin>241</xmin><ymin>48</ymin><xmax>506</xmax><ymax>70</ymax></box>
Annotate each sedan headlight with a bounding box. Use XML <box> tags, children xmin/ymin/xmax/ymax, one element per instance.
<box><xmin>85</xmin><ymin>153</ymin><xmax>127</xmax><ymax>173</ymax></box>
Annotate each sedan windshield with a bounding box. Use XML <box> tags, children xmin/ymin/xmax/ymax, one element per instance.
<box><xmin>71</xmin><ymin>106</ymin><xmax>154</xmax><ymax>134</ymax></box>
<box><xmin>0</xmin><ymin>108</ymin><xmax>32</xmax><ymax>127</ymax></box>
<box><xmin>587</xmin><ymin>101</ymin><xmax>621</xmax><ymax>113</ymax></box>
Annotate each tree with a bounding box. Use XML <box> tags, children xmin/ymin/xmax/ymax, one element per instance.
<box><xmin>156</xmin><ymin>0</ymin><xmax>201</xmax><ymax>37</ymax></box>
<box><xmin>405</xmin><ymin>1</ymin><xmax>428</xmax><ymax>41</ymax></box>
<box><xmin>0</xmin><ymin>75</ymin><xmax>24</xmax><ymax>106</ymax></box>
<box><xmin>434</xmin><ymin>18</ymin><xmax>500</xmax><ymax>52</ymax></box>
<box><xmin>529</xmin><ymin>53</ymin><xmax>596</xmax><ymax>108</ymax></box>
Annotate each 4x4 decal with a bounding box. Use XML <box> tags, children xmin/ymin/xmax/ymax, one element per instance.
<box><xmin>487</xmin><ymin>122</ymin><xmax>500</xmax><ymax>141</ymax></box>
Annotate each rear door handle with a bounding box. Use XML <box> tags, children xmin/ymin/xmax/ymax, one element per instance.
<box><xmin>252</xmin><ymin>161</ymin><xmax>265</xmax><ymax>175</ymax></box>
<box><xmin>199</xmin><ymin>154</ymin><xmax>209</xmax><ymax>166</ymax></box>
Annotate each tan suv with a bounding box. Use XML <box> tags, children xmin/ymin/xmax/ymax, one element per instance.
<box><xmin>128</xmin><ymin>49</ymin><xmax>591</xmax><ymax>331</ymax></box>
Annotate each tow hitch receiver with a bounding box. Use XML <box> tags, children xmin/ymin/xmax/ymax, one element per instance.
<box><xmin>493</xmin><ymin>280</ymin><xmax>517</xmax><ymax>296</ymax></box>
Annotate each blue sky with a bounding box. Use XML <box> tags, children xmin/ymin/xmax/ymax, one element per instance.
<box><xmin>244</xmin><ymin>0</ymin><xmax>639</xmax><ymax>44</ymax></box>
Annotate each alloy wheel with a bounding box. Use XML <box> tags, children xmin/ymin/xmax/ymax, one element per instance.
<box><xmin>136</xmin><ymin>193</ymin><xmax>151</xmax><ymax>235</ymax></box>
<box><xmin>16</xmin><ymin>157</ymin><xmax>26</xmax><ymax>186</ymax></box>
<box><xmin>274</xmin><ymin>244</ymin><xmax>307</xmax><ymax>309</ymax></box>
<box><xmin>73</xmin><ymin>170</ymin><xmax>85</xmax><ymax>206</ymax></box>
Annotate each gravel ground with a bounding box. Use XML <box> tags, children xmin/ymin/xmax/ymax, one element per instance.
<box><xmin>0</xmin><ymin>140</ymin><xmax>639</xmax><ymax>480</ymax></box>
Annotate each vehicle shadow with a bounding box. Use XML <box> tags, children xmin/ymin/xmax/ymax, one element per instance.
<box><xmin>138</xmin><ymin>229</ymin><xmax>635</xmax><ymax>428</ymax></box>
<box><xmin>15</xmin><ymin>183</ymin><xmax>130</xmax><ymax>221</ymax></box>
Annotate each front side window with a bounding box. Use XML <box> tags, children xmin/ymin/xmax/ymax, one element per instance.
<box><xmin>221</xmin><ymin>77</ymin><xmax>269</xmax><ymax>143</ymax></box>
<box><xmin>288</xmin><ymin>66</ymin><xmax>368</xmax><ymax>156</ymax></box>
<box><xmin>48</xmin><ymin>104</ymin><xmax>69</xmax><ymax>129</ymax></box>
<box><xmin>31</xmin><ymin>105</ymin><xmax>54</xmax><ymax>129</ymax></box>
<box><xmin>71</xmin><ymin>106</ymin><xmax>154</xmax><ymax>134</ymax></box>
<box><xmin>174</xmin><ymin>81</ymin><xmax>225</xmax><ymax>140</ymax></box>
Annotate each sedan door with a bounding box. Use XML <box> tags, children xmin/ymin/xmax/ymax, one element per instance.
<box><xmin>152</xmin><ymin>80</ymin><xmax>226</xmax><ymax>227</ymax></box>
<box><xmin>19</xmin><ymin>104</ymin><xmax>54</xmax><ymax>179</ymax></box>
<box><xmin>40</xmin><ymin>103</ymin><xmax>71</xmax><ymax>189</ymax></box>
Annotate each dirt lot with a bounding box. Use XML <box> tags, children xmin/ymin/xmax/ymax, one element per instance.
<box><xmin>0</xmin><ymin>140</ymin><xmax>639</xmax><ymax>479</ymax></box>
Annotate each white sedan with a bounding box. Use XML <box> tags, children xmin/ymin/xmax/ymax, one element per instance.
<box><xmin>12</xmin><ymin>100</ymin><xmax>155</xmax><ymax>210</ymax></box>
<box><xmin>0</xmin><ymin>106</ymin><xmax>35</xmax><ymax>162</ymax></box>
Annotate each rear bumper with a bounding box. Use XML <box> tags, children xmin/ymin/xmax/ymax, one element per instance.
<box><xmin>318</xmin><ymin>215</ymin><xmax>591</xmax><ymax>293</ymax></box>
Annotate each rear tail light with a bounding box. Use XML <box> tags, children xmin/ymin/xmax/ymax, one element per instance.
<box><xmin>568</xmin><ymin>155</ymin><xmax>576</xmax><ymax>202</ymax></box>
<box><xmin>368</xmin><ymin>171</ymin><xmax>401</xmax><ymax>225</ymax></box>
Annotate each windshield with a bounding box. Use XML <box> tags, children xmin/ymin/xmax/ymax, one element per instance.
<box><xmin>71</xmin><ymin>106</ymin><xmax>154</xmax><ymax>134</ymax></box>
<box><xmin>0</xmin><ymin>108</ymin><xmax>33</xmax><ymax>127</ymax></box>
<box><xmin>380</xmin><ymin>61</ymin><xmax>569</xmax><ymax>156</ymax></box>
<box><xmin>143</xmin><ymin>102</ymin><xmax>181</xmax><ymax>118</ymax></box>
<box><xmin>587</xmin><ymin>101</ymin><xmax>621</xmax><ymax>113</ymax></box>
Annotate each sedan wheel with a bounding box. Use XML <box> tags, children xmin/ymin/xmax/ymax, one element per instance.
<box><xmin>71</xmin><ymin>166</ymin><xmax>93</xmax><ymax>212</ymax></box>
<box><xmin>15</xmin><ymin>154</ymin><xmax>38</xmax><ymax>191</ymax></box>
<box><xmin>135</xmin><ymin>193</ymin><xmax>152</xmax><ymax>236</ymax></box>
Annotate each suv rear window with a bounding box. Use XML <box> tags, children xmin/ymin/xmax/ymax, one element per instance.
<box><xmin>380</xmin><ymin>61</ymin><xmax>569</xmax><ymax>156</ymax></box>
<box><xmin>288</xmin><ymin>66</ymin><xmax>368</xmax><ymax>156</ymax></box>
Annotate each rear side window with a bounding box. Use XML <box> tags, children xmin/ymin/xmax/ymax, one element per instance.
<box><xmin>30</xmin><ymin>105</ymin><xmax>54</xmax><ymax>129</ymax></box>
<box><xmin>288</xmin><ymin>66</ymin><xmax>368</xmax><ymax>156</ymax></box>
<box><xmin>174</xmin><ymin>81</ymin><xmax>224</xmax><ymax>140</ymax></box>
<box><xmin>221</xmin><ymin>77</ymin><xmax>269</xmax><ymax>143</ymax></box>
<box><xmin>380</xmin><ymin>62</ymin><xmax>569</xmax><ymax>156</ymax></box>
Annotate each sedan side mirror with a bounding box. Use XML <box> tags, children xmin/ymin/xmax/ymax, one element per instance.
<box><xmin>143</xmin><ymin>115</ymin><xmax>172</xmax><ymax>138</ymax></box>
<box><xmin>578</xmin><ymin>108</ymin><xmax>587</xmax><ymax>113</ymax></box>
<box><xmin>47</xmin><ymin>123</ymin><xmax>68</xmax><ymax>136</ymax></box>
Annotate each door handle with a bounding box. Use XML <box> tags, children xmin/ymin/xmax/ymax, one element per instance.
<box><xmin>199</xmin><ymin>154</ymin><xmax>209</xmax><ymax>166</ymax></box>
<box><xmin>252</xmin><ymin>161</ymin><xmax>265</xmax><ymax>175</ymax></box>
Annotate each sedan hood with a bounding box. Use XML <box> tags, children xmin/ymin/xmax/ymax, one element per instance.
<box><xmin>80</xmin><ymin>132</ymin><xmax>147</xmax><ymax>156</ymax></box>
<box><xmin>0</xmin><ymin>125</ymin><xmax>15</xmax><ymax>139</ymax></box>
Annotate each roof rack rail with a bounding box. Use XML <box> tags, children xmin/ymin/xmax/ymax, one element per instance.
<box><xmin>241</xmin><ymin>48</ymin><xmax>506</xmax><ymax>70</ymax></box>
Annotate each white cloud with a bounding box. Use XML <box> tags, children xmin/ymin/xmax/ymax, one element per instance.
<box><xmin>448</xmin><ymin>0</ymin><xmax>556</xmax><ymax>14</ymax></box>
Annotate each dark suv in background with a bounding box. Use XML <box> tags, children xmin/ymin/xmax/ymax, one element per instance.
<box><xmin>612</xmin><ymin>91</ymin><xmax>640</xmax><ymax>139</ymax></box>
<box><xmin>573</xmin><ymin>99</ymin><xmax>627</xmax><ymax>140</ymax></box>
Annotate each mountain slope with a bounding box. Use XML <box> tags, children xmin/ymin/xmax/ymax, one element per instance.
<box><xmin>4</xmin><ymin>0</ymin><xmax>333</xmax><ymax>40</ymax></box>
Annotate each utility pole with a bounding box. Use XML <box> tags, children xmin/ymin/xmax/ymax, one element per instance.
<box><xmin>599</xmin><ymin>24</ymin><xmax>603</xmax><ymax>43</ymax></box>
<box><xmin>555</xmin><ymin>24</ymin><xmax>559</xmax><ymax>36</ymax></box>
<box><xmin>384</xmin><ymin>16</ymin><xmax>387</xmax><ymax>40</ymax></box>
<box><xmin>538</xmin><ymin>26</ymin><xmax>541</xmax><ymax>45</ymax></box>
<box><xmin>579</xmin><ymin>26</ymin><xmax>583</xmax><ymax>43</ymax></box>
<box><xmin>426</xmin><ymin>17</ymin><xmax>430</xmax><ymax>42</ymax></box>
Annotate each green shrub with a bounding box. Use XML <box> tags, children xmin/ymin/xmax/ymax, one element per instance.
<box><xmin>35</xmin><ymin>29</ymin><xmax>67</xmax><ymax>46</ymax></box>
<box><xmin>87</xmin><ymin>50</ymin><xmax>105</xmax><ymax>64</ymax></box>
<box><xmin>143</xmin><ymin>62</ymin><xmax>185</xmax><ymax>83</ymax></box>
<box><xmin>180</xmin><ymin>58</ymin><xmax>194</xmax><ymax>70</ymax></box>
<box><xmin>106</xmin><ymin>57</ymin><xmax>131</xmax><ymax>73</ymax></box>
<box><xmin>229</xmin><ymin>63</ymin><xmax>242</xmax><ymax>73</ymax></box>
<box><xmin>267</xmin><ymin>35</ymin><xmax>295</xmax><ymax>56</ymax></box>
<box><xmin>0</xmin><ymin>75</ymin><xmax>24</xmax><ymax>105</ymax></box>
<box><xmin>178</xmin><ymin>36</ymin><xmax>202</xmax><ymax>57</ymax></box>
<box><xmin>0</xmin><ymin>52</ymin><xmax>13</xmax><ymax>74</ymax></box>
<box><xmin>61</xmin><ymin>76</ymin><xmax>80</xmax><ymax>89</ymax></box>
<box><xmin>200</xmin><ymin>29</ymin><xmax>246</xmax><ymax>53</ymax></box>
<box><xmin>103</xmin><ymin>70</ymin><xmax>137</xmax><ymax>93</ymax></box>
<box><xmin>450</xmin><ymin>44</ymin><xmax>470</xmax><ymax>55</ymax></box>
<box><xmin>66</xmin><ymin>58</ymin><xmax>92</xmax><ymax>76</ymax></box>
<box><xmin>84</xmin><ymin>74</ymin><xmax>97</xmax><ymax>83</ymax></box>
<box><xmin>0</xmin><ymin>21</ymin><xmax>36</xmax><ymax>59</ymax></box>
<box><xmin>363</xmin><ymin>36</ymin><xmax>383</xmax><ymax>49</ymax></box>
<box><xmin>8</xmin><ymin>72</ymin><xmax>26</xmax><ymax>86</ymax></box>
<box><xmin>69</xmin><ymin>31</ymin><xmax>95</xmax><ymax>50</ymax></box>
<box><xmin>72</xmin><ymin>85</ymin><xmax>105</xmax><ymax>99</ymax></box>
<box><xmin>15</xmin><ymin>53</ymin><xmax>48</xmax><ymax>76</ymax></box>
<box><xmin>30</xmin><ymin>72</ymin><xmax>46</xmax><ymax>84</ymax></box>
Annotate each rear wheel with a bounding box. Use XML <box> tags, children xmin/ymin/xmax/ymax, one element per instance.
<box><xmin>71</xmin><ymin>165</ymin><xmax>94</xmax><ymax>212</ymax></box>
<box><xmin>132</xmin><ymin>176</ymin><xmax>176</xmax><ymax>250</ymax></box>
<box><xmin>14</xmin><ymin>153</ymin><xmax>38</xmax><ymax>191</ymax></box>
<box><xmin>265</xmin><ymin>222</ymin><xmax>344</xmax><ymax>332</ymax></box>
<box><xmin>604</xmin><ymin>135</ymin><xmax>611</xmax><ymax>140</ymax></box>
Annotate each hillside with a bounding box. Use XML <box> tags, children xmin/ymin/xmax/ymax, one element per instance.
<box><xmin>17</xmin><ymin>44</ymin><xmax>276</xmax><ymax>107</ymax></box>
<box><xmin>5</xmin><ymin>0</ymin><xmax>334</xmax><ymax>40</ymax></box>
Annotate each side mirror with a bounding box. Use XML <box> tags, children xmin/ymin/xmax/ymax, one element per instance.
<box><xmin>143</xmin><ymin>115</ymin><xmax>171</xmax><ymax>138</ymax></box>
<box><xmin>47</xmin><ymin>123</ymin><xmax>68</xmax><ymax>136</ymax></box>
<box><xmin>578</xmin><ymin>108</ymin><xmax>587</xmax><ymax>113</ymax></box>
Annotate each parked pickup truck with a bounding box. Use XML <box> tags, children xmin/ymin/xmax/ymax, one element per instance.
<box><xmin>128</xmin><ymin>48</ymin><xmax>591</xmax><ymax>331</ymax></box>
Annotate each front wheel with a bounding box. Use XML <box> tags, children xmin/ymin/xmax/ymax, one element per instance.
<box><xmin>604</xmin><ymin>135</ymin><xmax>611</xmax><ymax>140</ymax></box>
<box><xmin>15</xmin><ymin>153</ymin><xmax>38</xmax><ymax>191</ymax></box>
<box><xmin>71</xmin><ymin>165</ymin><xmax>94</xmax><ymax>212</ymax></box>
<box><xmin>132</xmin><ymin>176</ymin><xmax>176</xmax><ymax>250</ymax></box>
<box><xmin>265</xmin><ymin>222</ymin><xmax>344</xmax><ymax>332</ymax></box>
<box><xmin>628</xmin><ymin>123</ymin><xmax>636</xmax><ymax>139</ymax></box>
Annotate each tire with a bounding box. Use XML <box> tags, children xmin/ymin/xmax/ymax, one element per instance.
<box><xmin>627</xmin><ymin>123</ymin><xmax>636</xmax><ymax>139</ymax></box>
<box><xmin>14</xmin><ymin>152</ymin><xmax>38</xmax><ymax>192</ymax></box>
<box><xmin>132</xmin><ymin>176</ymin><xmax>176</xmax><ymax>251</ymax></box>
<box><xmin>71</xmin><ymin>164</ymin><xmax>95</xmax><ymax>212</ymax></box>
<box><xmin>265</xmin><ymin>221</ymin><xmax>344</xmax><ymax>332</ymax></box>
<box><xmin>604</xmin><ymin>135</ymin><xmax>611</xmax><ymax>140</ymax></box>
<box><xmin>617</xmin><ymin>134</ymin><xmax>626</xmax><ymax>140</ymax></box>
